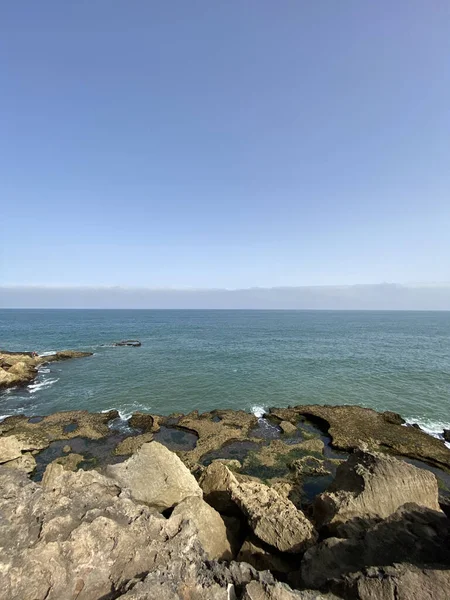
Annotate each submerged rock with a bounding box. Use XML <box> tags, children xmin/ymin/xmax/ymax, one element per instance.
<box><xmin>313</xmin><ymin>449</ymin><xmax>442</xmax><ymax>533</ymax></box>
<box><xmin>107</xmin><ymin>441</ymin><xmax>202</xmax><ymax>510</ymax></box>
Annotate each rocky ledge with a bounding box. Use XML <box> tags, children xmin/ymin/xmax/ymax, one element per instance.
<box><xmin>0</xmin><ymin>349</ymin><xmax>93</xmax><ymax>390</ymax></box>
<box><xmin>0</xmin><ymin>404</ymin><xmax>450</xmax><ymax>599</ymax></box>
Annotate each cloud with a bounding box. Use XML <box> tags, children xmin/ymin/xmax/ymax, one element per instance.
<box><xmin>1</xmin><ymin>283</ymin><xmax>450</xmax><ymax>309</ymax></box>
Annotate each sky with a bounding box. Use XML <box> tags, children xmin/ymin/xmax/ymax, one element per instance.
<box><xmin>1</xmin><ymin>1</ymin><xmax>450</xmax><ymax>298</ymax></box>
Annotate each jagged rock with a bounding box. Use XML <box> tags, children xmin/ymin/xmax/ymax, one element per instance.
<box><xmin>243</xmin><ymin>581</ymin><xmax>342</xmax><ymax>599</ymax></box>
<box><xmin>107</xmin><ymin>441</ymin><xmax>202</xmax><ymax>510</ymax></box>
<box><xmin>212</xmin><ymin>458</ymin><xmax>242</xmax><ymax>470</ymax></box>
<box><xmin>237</xmin><ymin>536</ymin><xmax>296</xmax><ymax>575</ymax></box>
<box><xmin>172</xmin><ymin>496</ymin><xmax>234</xmax><ymax>560</ymax></box>
<box><xmin>290</xmin><ymin>456</ymin><xmax>330</xmax><ymax>478</ymax></box>
<box><xmin>279</xmin><ymin>421</ymin><xmax>297</xmax><ymax>435</ymax></box>
<box><xmin>200</xmin><ymin>460</ymin><xmax>242</xmax><ymax>515</ymax></box>
<box><xmin>313</xmin><ymin>450</ymin><xmax>441</xmax><ymax>533</ymax></box>
<box><xmin>2</xmin><ymin>451</ymin><xmax>36</xmax><ymax>473</ymax></box>
<box><xmin>113</xmin><ymin>432</ymin><xmax>154</xmax><ymax>455</ymax></box>
<box><xmin>230</xmin><ymin>475</ymin><xmax>318</xmax><ymax>553</ymax></box>
<box><xmin>52</xmin><ymin>452</ymin><xmax>84</xmax><ymax>471</ymax></box>
<box><xmin>331</xmin><ymin>563</ymin><xmax>450</xmax><ymax>600</ymax></box>
<box><xmin>301</xmin><ymin>504</ymin><xmax>450</xmax><ymax>589</ymax></box>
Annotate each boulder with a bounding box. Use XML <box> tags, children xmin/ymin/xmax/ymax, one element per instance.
<box><xmin>331</xmin><ymin>563</ymin><xmax>450</xmax><ymax>600</ymax></box>
<box><xmin>314</xmin><ymin>449</ymin><xmax>441</xmax><ymax>533</ymax></box>
<box><xmin>242</xmin><ymin>581</ymin><xmax>341</xmax><ymax>599</ymax></box>
<box><xmin>107</xmin><ymin>441</ymin><xmax>202</xmax><ymax>510</ymax></box>
<box><xmin>199</xmin><ymin>461</ymin><xmax>242</xmax><ymax>515</ymax></box>
<box><xmin>172</xmin><ymin>496</ymin><xmax>234</xmax><ymax>560</ymax></box>
<box><xmin>230</xmin><ymin>476</ymin><xmax>317</xmax><ymax>553</ymax></box>
<box><xmin>128</xmin><ymin>412</ymin><xmax>155</xmax><ymax>431</ymax></box>
<box><xmin>2</xmin><ymin>452</ymin><xmax>36</xmax><ymax>473</ymax></box>
<box><xmin>237</xmin><ymin>536</ymin><xmax>296</xmax><ymax>575</ymax></box>
<box><xmin>301</xmin><ymin>503</ymin><xmax>450</xmax><ymax>589</ymax></box>
<box><xmin>0</xmin><ymin>435</ymin><xmax>25</xmax><ymax>463</ymax></box>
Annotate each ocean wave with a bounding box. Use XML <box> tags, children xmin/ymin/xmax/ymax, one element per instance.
<box><xmin>38</xmin><ymin>351</ymin><xmax>57</xmax><ymax>357</ymax></box>
<box><xmin>38</xmin><ymin>367</ymin><xmax>51</xmax><ymax>374</ymax></box>
<box><xmin>404</xmin><ymin>417</ymin><xmax>450</xmax><ymax>449</ymax></box>
<box><xmin>28</xmin><ymin>378</ymin><xmax>59</xmax><ymax>394</ymax></box>
<box><xmin>251</xmin><ymin>405</ymin><xmax>267</xmax><ymax>418</ymax></box>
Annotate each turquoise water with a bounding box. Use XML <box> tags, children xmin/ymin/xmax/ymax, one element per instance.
<box><xmin>1</xmin><ymin>310</ymin><xmax>450</xmax><ymax>437</ymax></box>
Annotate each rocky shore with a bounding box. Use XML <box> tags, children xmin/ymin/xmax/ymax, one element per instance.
<box><xmin>1</xmin><ymin>403</ymin><xmax>450</xmax><ymax>599</ymax></box>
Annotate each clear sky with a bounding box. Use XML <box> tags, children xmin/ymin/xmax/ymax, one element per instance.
<box><xmin>1</xmin><ymin>1</ymin><xmax>449</xmax><ymax>289</ymax></box>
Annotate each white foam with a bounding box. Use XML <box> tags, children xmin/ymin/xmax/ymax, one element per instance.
<box><xmin>251</xmin><ymin>405</ymin><xmax>266</xmax><ymax>418</ymax></box>
<box><xmin>28</xmin><ymin>378</ymin><xmax>59</xmax><ymax>393</ymax></box>
<box><xmin>38</xmin><ymin>367</ymin><xmax>50</xmax><ymax>374</ymax></box>
<box><xmin>404</xmin><ymin>417</ymin><xmax>450</xmax><ymax>450</ymax></box>
<box><xmin>38</xmin><ymin>351</ymin><xmax>57</xmax><ymax>357</ymax></box>
<box><xmin>0</xmin><ymin>415</ymin><xmax>10</xmax><ymax>422</ymax></box>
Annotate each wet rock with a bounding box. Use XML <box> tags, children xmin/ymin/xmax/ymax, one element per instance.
<box><xmin>128</xmin><ymin>412</ymin><xmax>157</xmax><ymax>431</ymax></box>
<box><xmin>313</xmin><ymin>450</ymin><xmax>441</xmax><ymax>533</ymax></box>
<box><xmin>172</xmin><ymin>496</ymin><xmax>234</xmax><ymax>560</ymax></box>
<box><xmin>279</xmin><ymin>421</ymin><xmax>298</xmax><ymax>435</ymax></box>
<box><xmin>331</xmin><ymin>563</ymin><xmax>450</xmax><ymax>600</ymax></box>
<box><xmin>107</xmin><ymin>441</ymin><xmax>202</xmax><ymax>510</ymax></box>
<box><xmin>62</xmin><ymin>444</ymin><xmax>71</xmax><ymax>453</ymax></box>
<box><xmin>230</xmin><ymin>474</ymin><xmax>318</xmax><ymax>553</ymax></box>
<box><xmin>51</xmin><ymin>452</ymin><xmax>84</xmax><ymax>471</ymax></box>
<box><xmin>272</xmin><ymin>405</ymin><xmax>450</xmax><ymax>472</ymax></box>
<box><xmin>199</xmin><ymin>461</ymin><xmax>242</xmax><ymax>516</ymax></box>
<box><xmin>290</xmin><ymin>456</ymin><xmax>330</xmax><ymax>478</ymax></box>
<box><xmin>42</xmin><ymin>350</ymin><xmax>93</xmax><ymax>362</ymax></box>
<box><xmin>444</xmin><ymin>429</ymin><xmax>450</xmax><ymax>443</ymax></box>
<box><xmin>177</xmin><ymin>409</ymin><xmax>259</xmax><ymax>468</ymax></box>
<box><xmin>301</xmin><ymin>504</ymin><xmax>450</xmax><ymax>589</ymax></box>
<box><xmin>113</xmin><ymin>432</ymin><xmax>154</xmax><ymax>455</ymax></box>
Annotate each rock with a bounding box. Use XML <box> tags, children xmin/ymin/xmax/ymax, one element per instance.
<box><xmin>52</xmin><ymin>453</ymin><xmax>84</xmax><ymax>471</ymax></box>
<box><xmin>279</xmin><ymin>421</ymin><xmax>297</xmax><ymax>435</ymax></box>
<box><xmin>172</xmin><ymin>496</ymin><xmax>234</xmax><ymax>560</ymax></box>
<box><xmin>270</xmin><ymin>405</ymin><xmax>450</xmax><ymax>471</ymax></box>
<box><xmin>243</xmin><ymin>581</ymin><xmax>341</xmax><ymax>599</ymax></box>
<box><xmin>212</xmin><ymin>458</ymin><xmax>242</xmax><ymax>470</ymax></box>
<box><xmin>107</xmin><ymin>441</ymin><xmax>202</xmax><ymax>510</ymax></box>
<box><xmin>128</xmin><ymin>412</ymin><xmax>156</xmax><ymax>431</ymax></box>
<box><xmin>0</xmin><ymin>435</ymin><xmax>25</xmax><ymax>463</ymax></box>
<box><xmin>290</xmin><ymin>456</ymin><xmax>330</xmax><ymax>478</ymax></box>
<box><xmin>230</xmin><ymin>475</ymin><xmax>318</xmax><ymax>553</ymax></box>
<box><xmin>199</xmin><ymin>461</ymin><xmax>242</xmax><ymax>516</ymax></box>
<box><xmin>113</xmin><ymin>432</ymin><xmax>154</xmax><ymax>455</ymax></box>
<box><xmin>237</xmin><ymin>536</ymin><xmax>296</xmax><ymax>575</ymax></box>
<box><xmin>331</xmin><ymin>563</ymin><xmax>450</xmax><ymax>600</ymax></box>
<box><xmin>177</xmin><ymin>409</ymin><xmax>259</xmax><ymax>468</ymax></box>
<box><xmin>62</xmin><ymin>444</ymin><xmax>71</xmax><ymax>453</ymax></box>
<box><xmin>313</xmin><ymin>450</ymin><xmax>441</xmax><ymax>533</ymax></box>
<box><xmin>301</xmin><ymin>504</ymin><xmax>450</xmax><ymax>589</ymax></box>
<box><xmin>2</xmin><ymin>452</ymin><xmax>36</xmax><ymax>473</ymax></box>
<box><xmin>444</xmin><ymin>429</ymin><xmax>450</xmax><ymax>443</ymax></box>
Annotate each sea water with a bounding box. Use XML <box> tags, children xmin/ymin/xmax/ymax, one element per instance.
<box><xmin>1</xmin><ymin>309</ymin><xmax>449</xmax><ymax>441</ymax></box>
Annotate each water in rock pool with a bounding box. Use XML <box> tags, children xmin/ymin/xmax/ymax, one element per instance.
<box><xmin>1</xmin><ymin>309</ymin><xmax>450</xmax><ymax>441</ymax></box>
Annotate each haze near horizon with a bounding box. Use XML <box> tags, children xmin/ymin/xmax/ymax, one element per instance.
<box><xmin>1</xmin><ymin>2</ymin><xmax>449</xmax><ymax>294</ymax></box>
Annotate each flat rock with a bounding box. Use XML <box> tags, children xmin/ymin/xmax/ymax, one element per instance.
<box><xmin>113</xmin><ymin>432</ymin><xmax>154</xmax><ymax>455</ymax></box>
<box><xmin>313</xmin><ymin>449</ymin><xmax>441</xmax><ymax>533</ymax></box>
<box><xmin>279</xmin><ymin>421</ymin><xmax>298</xmax><ymax>435</ymax></box>
<box><xmin>270</xmin><ymin>405</ymin><xmax>450</xmax><ymax>471</ymax></box>
<box><xmin>230</xmin><ymin>475</ymin><xmax>318</xmax><ymax>553</ymax></box>
<box><xmin>172</xmin><ymin>495</ymin><xmax>234</xmax><ymax>560</ymax></box>
<box><xmin>0</xmin><ymin>435</ymin><xmax>25</xmax><ymax>463</ymax></box>
<box><xmin>107</xmin><ymin>441</ymin><xmax>202</xmax><ymax>510</ymax></box>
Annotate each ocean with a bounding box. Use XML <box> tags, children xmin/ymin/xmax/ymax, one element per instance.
<box><xmin>1</xmin><ymin>309</ymin><xmax>450</xmax><ymax>441</ymax></box>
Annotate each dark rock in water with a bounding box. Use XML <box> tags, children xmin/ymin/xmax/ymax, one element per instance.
<box><xmin>444</xmin><ymin>429</ymin><xmax>450</xmax><ymax>442</ymax></box>
<box><xmin>114</xmin><ymin>339</ymin><xmax>141</xmax><ymax>346</ymax></box>
<box><xmin>128</xmin><ymin>412</ymin><xmax>155</xmax><ymax>431</ymax></box>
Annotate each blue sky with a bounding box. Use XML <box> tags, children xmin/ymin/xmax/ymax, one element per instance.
<box><xmin>1</xmin><ymin>1</ymin><xmax>450</xmax><ymax>289</ymax></box>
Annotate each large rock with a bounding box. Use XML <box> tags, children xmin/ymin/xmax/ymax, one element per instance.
<box><xmin>332</xmin><ymin>563</ymin><xmax>450</xmax><ymax>600</ymax></box>
<box><xmin>107</xmin><ymin>441</ymin><xmax>202</xmax><ymax>510</ymax></box>
<box><xmin>313</xmin><ymin>450</ymin><xmax>441</xmax><ymax>533</ymax></box>
<box><xmin>172</xmin><ymin>495</ymin><xmax>234</xmax><ymax>560</ymax></box>
<box><xmin>0</xmin><ymin>435</ymin><xmax>25</xmax><ymax>463</ymax></box>
<box><xmin>242</xmin><ymin>581</ymin><xmax>341</xmax><ymax>599</ymax></box>
<box><xmin>199</xmin><ymin>460</ymin><xmax>242</xmax><ymax>515</ymax></box>
<box><xmin>237</xmin><ymin>536</ymin><xmax>296</xmax><ymax>576</ymax></box>
<box><xmin>230</xmin><ymin>475</ymin><xmax>317</xmax><ymax>553</ymax></box>
<box><xmin>301</xmin><ymin>503</ymin><xmax>450</xmax><ymax>589</ymax></box>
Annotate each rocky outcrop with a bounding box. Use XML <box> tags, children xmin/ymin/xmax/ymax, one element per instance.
<box><xmin>0</xmin><ymin>434</ymin><xmax>38</xmax><ymax>473</ymax></box>
<box><xmin>270</xmin><ymin>405</ymin><xmax>450</xmax><ymax>471</ymax></box>
<box><xmin>301</xmin><ymin>503</ymin><xmax>450</xmax><ymax>589</ymax></box>
<box><xmin>172</xmin><ymin>495</ymin><xmax>235</xmax><ymax>560</ymax></box>
<box><xmin>0</xmin><ymin>349</ymin><xmax>93</xmax><ymax>390</ymax></box>
<box><xmin>230</xmin><ymin>473</ymin><xmax>318</xmax><ymax>553</ymax></box>
<box><xmin>331</xmin><ymin>563</ymin><xmax>450</xmax><ymax>600</ymax></box>
<box><xmin>313</xmin><ymin>449</ymin><xmax>441</xmax><ymax>533</ymax></box>
<box><xmin>242</xmin><ymin>581</ymin><xmax>341</xmax><ymax>599</ymax></box>
<box><xmin>200</xmin><ymin>460</ymin><xmax>243</xmax><ymax>515</ymax></box>
<box><xmin>113</xmin><ymin>432</ymin><xmax>154</xmax><ymax>455</ymax></box>
<box><xmin>107</xmin><ymin>441</ymin><xmax>202</xmax><ymax>510</ymax></box>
